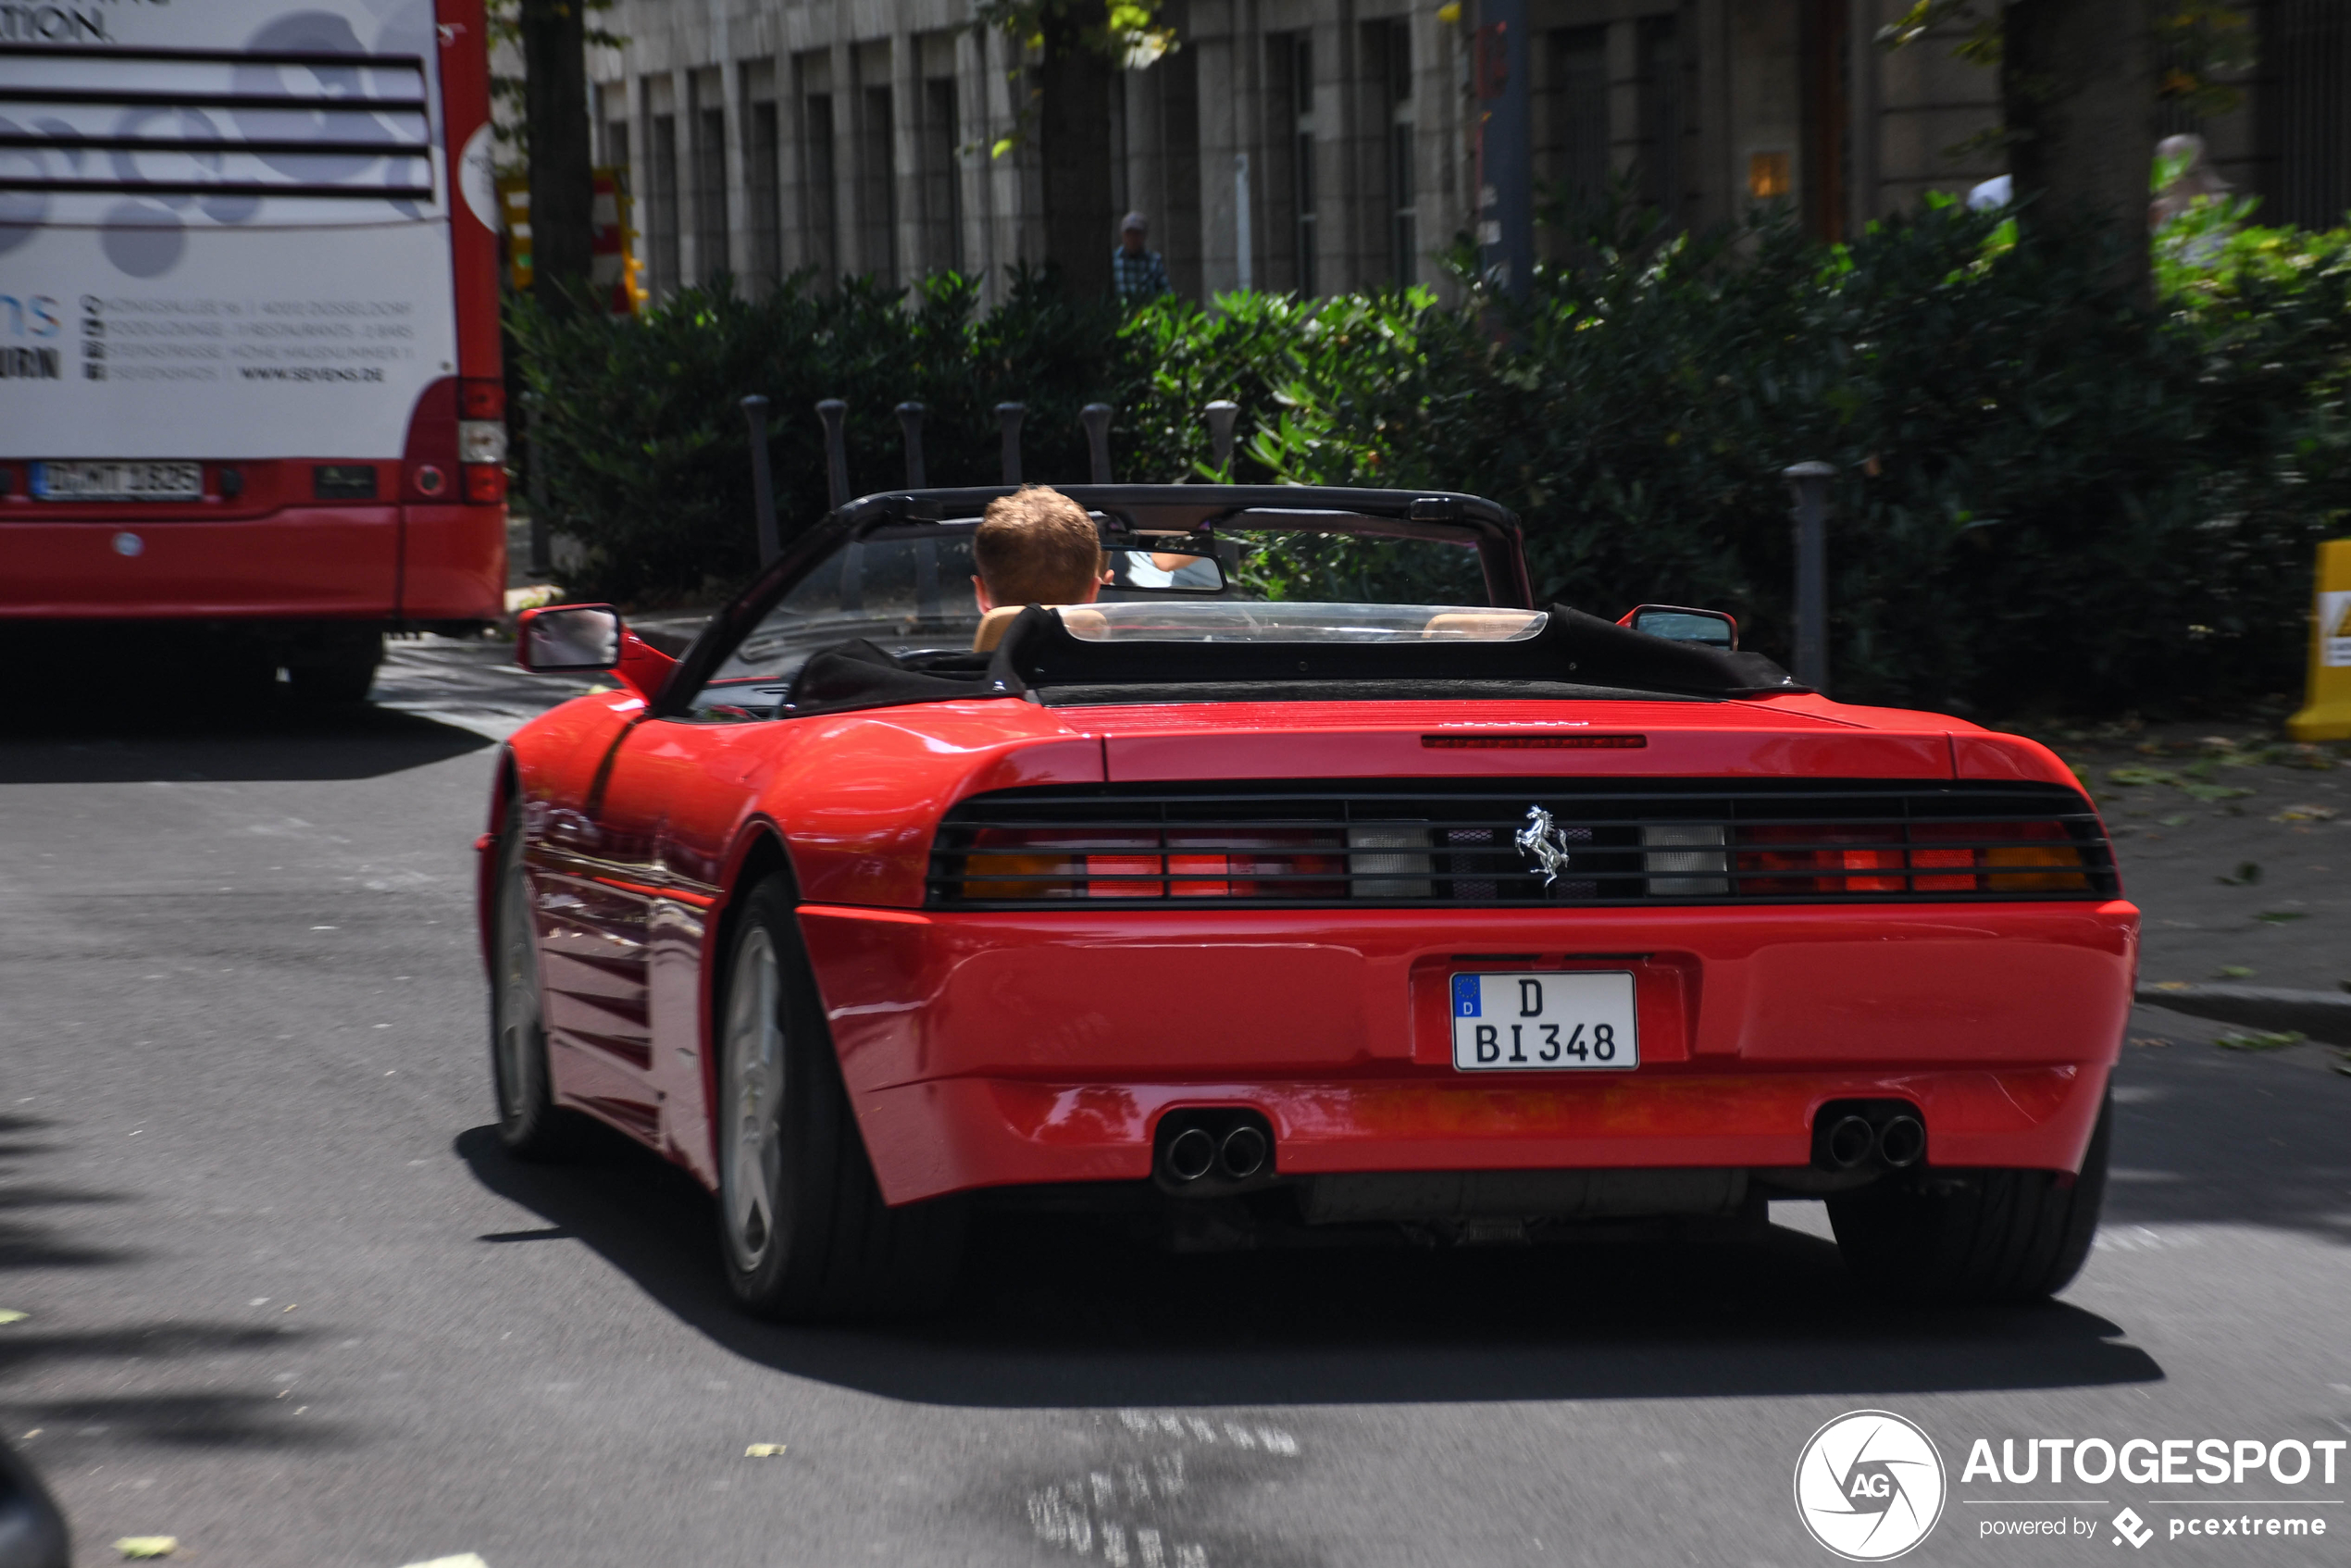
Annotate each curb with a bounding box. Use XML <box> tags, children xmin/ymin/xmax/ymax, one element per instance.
<box><xmin>2136</xmin><ymin>983</ymin><xmax>2351</xmax><ymax>1046</ymax></box>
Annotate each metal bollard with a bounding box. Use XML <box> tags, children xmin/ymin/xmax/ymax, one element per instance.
<box><xmin>816</xmin><ymin>398</ymin><xmax>850</xmax><ymax>512</ymax></box>
<box><xmin>995</xmin><ymin>403</ymin><xmax>1026</xmax><ymax>485</ymax></box>
<box><xmin>741</xmin><ymin>394</ymin><xmax>779</xmax><ymax>566</ymax></box>
<box><xmin>524</xmin><ymin>398</ymin><xmax>554</xmax><ymax>579</ymax></box>
<box><xmin>897</xmin><ymin>401</ymin><xmax>938</xmax><ymax>614</ymax></box>
<box><xmin>1081</xmin><ymin>404</ymin><xmax>1113</xmax><ymax>483</ymax></box>
<box><xmin>895</xmin><ymin>401</ymin><xmax>927</xmax><ymax>489</ymax></box>
<box><xmin>1782</xmin><ymin>461</ymin><xmax>1835</xmax><ymax>692</ymax></box>
<box><xmin>1206</xmin><ymin>400</ymin><xmax>1240</xmax><ymax>479</ymax></box>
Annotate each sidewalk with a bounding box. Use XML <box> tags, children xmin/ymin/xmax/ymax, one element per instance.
<box><xmin>2038</xmin><ymin>722</ymin><xmax>2351</xmax><ymax>1071</ymax></box>
<box><xmin>2041</xmin><ymin>726</ymin><xmax>2348</xmax><ymax>993</ymax></box>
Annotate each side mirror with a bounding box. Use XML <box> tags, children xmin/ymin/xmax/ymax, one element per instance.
<box><xmin>517</xmin><ymin>604</ymin><xmax>624</xmax><ymax>672</ymax></box>
<box><xmin>1624</xmin><ymin>604</ymin><xmax>1738</xmax><ymax>651</ymax></box>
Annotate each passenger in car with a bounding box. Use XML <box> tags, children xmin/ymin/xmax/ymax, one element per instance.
<box><xmin>971</xmin><ymin>485</ymin><xmax>1108</xmax><ymax>651</ymax></box>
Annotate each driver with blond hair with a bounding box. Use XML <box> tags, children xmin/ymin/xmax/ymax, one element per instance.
<box><xmin>971</xmin><ymin>485</ymin><xmax>1104</xmax><ymax>613</ymax></box>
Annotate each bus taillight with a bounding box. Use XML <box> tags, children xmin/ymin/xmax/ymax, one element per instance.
<box><xmin>459</xmin><ymin>380</ymin><xmax>505</xmax><ymax>420</ymax></box>
<box><xmin>456</xmin><ymin>379</ymin><xmax>507</xmax><ymax>503</ymax></box>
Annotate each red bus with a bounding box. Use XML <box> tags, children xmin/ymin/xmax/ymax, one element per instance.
<box><xmin>0</xmin><ymin>0</ymin><xmax>505</xmax><ymax>701</ymax></box>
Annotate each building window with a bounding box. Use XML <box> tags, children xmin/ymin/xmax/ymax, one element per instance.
<box><xmin>746</xmin><ymin>100</ymin><xmax>781</xmax><ymax>291</ymax></box>
<box><xmin>800</xmin><ymin>80</ymin><xmax>839</xmax><ymax>284</ymax></box>
<box><xmin>1288</xmin><ymin>33</ymin><xmax>1316</xmax><ymax>296</ymax></box>
<box><xmin>601</xmin><ymin>106</ymin><xmax>628</xmax><ymax>172</ymax></box>
<box><xmin>693</xmin><ymin>103</ymin><xmax>728</xmax><ymax>282</ymax></box>
<box><xmin>1799</xmin><ymin>0</ymin><xmax>1847</xmax><ymax>241</ymax></box>
<box><xmin>858</xmin><ymin>84</ymin><xmax>897</xmax><ymax>285</ymax></box>
<box><xmin>1543</xmin><ymin>26</ymin><xmax>1609</xmax><ymax>223</ymax></box>
<box><xmin>648</xmin><ymin>111</ymin><xmax>679</xmax><ymax>298</ymax></box>
<box><xmin>2260</xmin><ymin>0</ymin><xmax>2351</xmax><ymax>229</ymax></box>
<box><xmin>922</xmin><ymin>75</ymin><xmax>962</xmax><ymax>277</ymax></box>
<box><xmin>1637</xmin><ymin>15</ymin><xmax>1683</xmax><ymax>228</ymax></box>
<box><xmin>1381</xmin><ymin>19</ymin><xmax>1415</xmax><ymax>285</ymax></box>
<box><xmin>1159</xmin><ymin>44</ymin><xmax>1202</xmax><ymax>297</ymax></box>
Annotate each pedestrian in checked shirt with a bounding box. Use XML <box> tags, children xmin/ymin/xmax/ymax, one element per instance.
<box><xmin>1112</xmin><ymin>212</ymin><xmax>1172</xmax><ymax>304</ymax></box>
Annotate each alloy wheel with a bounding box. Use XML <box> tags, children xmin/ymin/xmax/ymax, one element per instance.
<box><xmin>494</xmin><ymin>854</ymin><xmax>541</xmax><ymax>1126</ymax></box>
<box><xmin>721</xmin><ymin>927</ymin><xmax>787</xmax><ymax>1274</ymax></box>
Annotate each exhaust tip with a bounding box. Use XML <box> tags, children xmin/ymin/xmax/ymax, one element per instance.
<box><xmin>1824</xmin><ymin>1114</ymin><xmax>1875</xmax><ymax>1171</ymax></box>
<box><xmin>1164</xmin><ymin>1126</ymin><xmax>1216</xmax><ymax>1183</ymax></box>
<box><xmin>1876</xmin><ymin>1114</ymin><xmax>1926</xmax><ymax>1169</ymax></box>
<box><xmin>1218</xmin><ymin>1125</ymin><xmax>1269</xmax><ymax>1181</ymax></box>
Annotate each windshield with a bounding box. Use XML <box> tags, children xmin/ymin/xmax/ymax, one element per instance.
<box><xmin>689</xmin><ymin>519</ymin><xmax>1494</xmax><ymax>716</ymax></box>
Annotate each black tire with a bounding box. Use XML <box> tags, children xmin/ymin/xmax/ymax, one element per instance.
<box><xmin>1828</xmin><ymin>1089</ymin><xmax>2111</xmax><ymax>1304</ymax></box>
<box><xmin>287</xmin><ymin>633</ymin><xmax>382</xmax><ymax>703</ymax></box>
<box><xmin>490</xmin><ymin>797</ymin><xmax>577</xmax><ymax>1160</ymax></box>
<box><xmin>216</xmin><ymin>641</ymin><xmax>282</xmax><ymax>703</ymax></box>
<box><xmin>715</xmin><ymin>876</ymin><xmax>965</xmax><ymax>1322</ymax></box>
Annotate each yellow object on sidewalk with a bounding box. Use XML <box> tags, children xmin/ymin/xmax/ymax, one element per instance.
<box><xmin>2286</xmin><ymin>538</ymin><xmax>2351</xmax><ymax>741</ymax></box>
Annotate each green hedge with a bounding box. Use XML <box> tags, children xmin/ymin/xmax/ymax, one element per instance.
<box><xmin>509</xmin><ymin>197</ymin><xmax>2351</xmax><ymax>715</ymax></box>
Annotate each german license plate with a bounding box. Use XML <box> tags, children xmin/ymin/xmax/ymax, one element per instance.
<box><xmin>1450</xmin><ymin>971</ymin><xmax>1637</xmax><ymax>1070</ymax></box>
<box><xmin>30</xmin><ymin>461</ymin><xmax>202</xmax><ymax>501</ymax></box>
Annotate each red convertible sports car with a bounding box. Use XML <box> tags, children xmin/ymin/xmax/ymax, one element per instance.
<box><xmin>481</xmin><ymin>483</ymin><xmax>2133</xmax><ymax>1321</ymax></box>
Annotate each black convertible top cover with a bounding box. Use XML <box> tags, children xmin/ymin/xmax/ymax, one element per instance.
<box><xmin>781</xmin><ymin>604</ymin><xmax>1807</xmax><ymax>718</ymax></box>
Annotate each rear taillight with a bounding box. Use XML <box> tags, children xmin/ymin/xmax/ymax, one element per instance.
<box><xmin>455</xmin><ymin>379</ymin><xmax>508</xmax><ymax>504</ymax></box>
<box><xmin>1732</xmin><ymin>820</ymin><xmax>2087</xmax><ymax>895</ymax></box>
<box><xmin>1642</xmin><ymin>824</ymin><xmax>1729</xmax><ymax>895</ymax></box>
<box><xmin>957</xmin><ymin>826</ymin><xmax>1368</xmax><ymax>901</ymax></box>
<box><xmin>459</xmin><ymin>420</ymin><xmax>508</xmax><ymax>466</ymax></box>
<box><xmin>459</xmin><ymin>379</ymin><xmax>505</xmax><ymax>420</ymax></box>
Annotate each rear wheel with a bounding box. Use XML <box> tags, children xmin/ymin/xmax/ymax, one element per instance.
<box><xmin>491</xmin><ymin>799</ymin><xmax>575</xmax><ymax>1159</ymax></box>
<box><xmin>1828</xmin><ymin>1091</ymin><xmax>2111</xmax><ymax>1304</ymax></box>
<box><xmin>717</xmin><ymin>876</ymin><xmax>964</xmax><ymax>1321</ymax></box>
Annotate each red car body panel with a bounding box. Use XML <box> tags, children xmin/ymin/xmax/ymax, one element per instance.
<box><xmin>491</xmin><ymin>686</ymin><xmax>2137</xmax><ymax>1206</ymax></box>
<box><xmin>0</xmin><ymin>495</ymin><xmax>401</xmax><ymax>617</ymax></box>
<box><xmin>799</xmin><ymin>902</ymin><xmax>2130</xmax><ymax>1204</ymax></box>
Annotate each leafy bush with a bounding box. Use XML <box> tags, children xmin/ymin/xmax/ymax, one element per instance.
<box><xmin>512</xmin><ymin>200</ymin><xmax>2351</xmax><ymax>713</ymax></box>
<box><xmin>510</xmin><ymin>268</ymin><xmax>1138</xmax><ymax>602</ymax></box>
<box><xmin>1227</xmin><ymin>198</ymin><xmax>2351</xmax><ymax>711</ymax></box>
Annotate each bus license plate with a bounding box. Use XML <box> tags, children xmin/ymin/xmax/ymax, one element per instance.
<box><xmin>1450</xmin><ymin>971</ymin><xmax>1637</xmax><ymax>1071</ymax></box>
<box><xmin>31</xmin><ymin>461</ymin><xmax>203</xmax><ymax>502</ymax></box>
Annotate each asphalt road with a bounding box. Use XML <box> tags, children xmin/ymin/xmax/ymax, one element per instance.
<box><xmin>1</xmin><ymin>639</ymin><xmax>2345</xmax><ymax>1568</ymax></box>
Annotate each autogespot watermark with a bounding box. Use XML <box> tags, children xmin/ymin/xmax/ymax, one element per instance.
<box><xmin>1794</xmin><ymin>1412</ymin><xmax>2345</xmax><ymax>1557</ymax></box>
<box><xmin>1795</xmin><ymin>1411</ymin><xmax>1948</xmax><ymax>1561</ymax></box>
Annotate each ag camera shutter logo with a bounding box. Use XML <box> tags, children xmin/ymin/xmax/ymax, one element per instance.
<box><xmin>1794</xmin><ymin>1411</ymin><xmax>1947</xmax><ymax>1561</ymax></box>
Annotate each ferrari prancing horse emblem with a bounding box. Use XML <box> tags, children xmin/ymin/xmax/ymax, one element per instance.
<box><xmin>1515</xmin><ymin>805</ymin><xmax>1574</xmax><ymax>890</ymax></box>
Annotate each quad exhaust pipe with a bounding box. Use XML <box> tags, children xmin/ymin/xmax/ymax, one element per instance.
<box><xmin>1876</xmin><ymin>1114</ymin><xmax>1925</xmax><ymax>1169</ymax></box>
<box><xmin>1822</xmin><ymin>1114</ymin><xmax>1875</xmax><ymax>1171</ymax></box>
<box><xmin>1155</xmin><ymin>1109</ymin><xmax>1275</xmax><ymax>1192</ymax></box>
<box><xmin>1813</xmin><ymin>1101</ymin><xmax>1927</xmax><ymax>1172</ymax></box>
<box><xmin>1164</xmin><ymin>1126</ymin><xmax>1217</xmax><ymax>1183</ymax></box>
<box><xmin>1217</xmin><ymin>1124</ymin><xmax>1269</xmax><ymax>1181</ymax></box>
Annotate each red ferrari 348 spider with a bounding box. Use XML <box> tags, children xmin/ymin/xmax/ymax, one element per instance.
<box><xmin>480</xmin><ymin>484</ymin><xmax>2133</xmax><ymax>1320</ymax></box>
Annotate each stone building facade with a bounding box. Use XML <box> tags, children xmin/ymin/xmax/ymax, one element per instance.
<box><xmin>583</xmin><ymin>0</ymin><xmax>2350</xmax><ymax>307</ymax></box>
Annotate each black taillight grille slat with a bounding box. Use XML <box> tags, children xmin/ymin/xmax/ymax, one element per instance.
<box><xmin>929</xmin><ymin>780</ymin><xmax>2116</xmax><ymax>908</ymax></box>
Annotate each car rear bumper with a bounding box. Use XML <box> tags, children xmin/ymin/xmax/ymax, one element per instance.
<box><xmin>0</xmin><ymin>503</ymin><xmax>502</xmax><ymax>620</ymax></box>
<box><xmin>796</xmin><ymin>902</ymin><xmax>2137</xmax><ymax>1204</ymax></box>
<box><xmin>855</xmin><ymin>1065</ymin><xmax>2111</xmax><ymax>1205</ymax></box>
